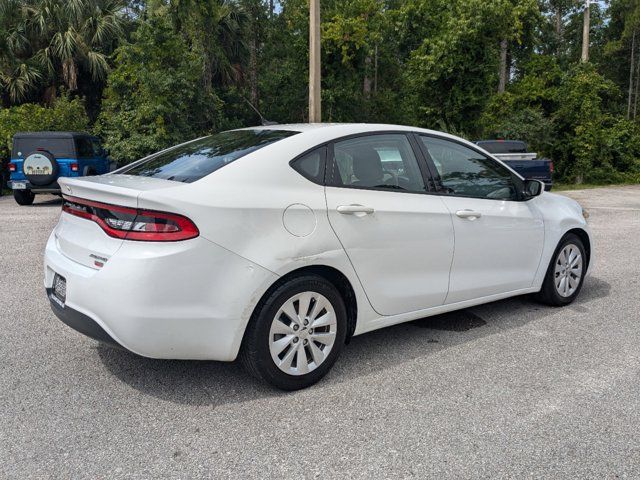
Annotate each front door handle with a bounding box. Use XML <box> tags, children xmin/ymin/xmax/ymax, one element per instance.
<box><xmin>337</xmin><ymin>204</ymin><xmax>375</xmax><ymax>215</ymax></box>
<box><xmin>455</xmin><ymin>209</ymin><xmax>482</xmax><ymax>219</ymax></box>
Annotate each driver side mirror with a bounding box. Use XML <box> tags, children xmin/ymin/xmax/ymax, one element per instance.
<box><xmin>523</xmin><ymin>179</ymin><xmax>544</xmax><ymax>199</ymax></box>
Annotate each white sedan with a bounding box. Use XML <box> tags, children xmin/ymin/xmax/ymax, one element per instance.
<box><xmin>44</xmin><ymin>124</ymin><xmax>592</xmax><ymax>390</ymax></box>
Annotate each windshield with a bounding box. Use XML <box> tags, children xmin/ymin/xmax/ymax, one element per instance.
<box><xmin>121</xmin><ymin>129</ymin><xmax>299</xmax><ymax>183</ymax></box>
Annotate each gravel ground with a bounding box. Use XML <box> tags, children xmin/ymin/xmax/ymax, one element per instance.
<box><xmin>1</xmin><ymin>186</ymin><xmax>639</xmax><ymax>479</ymax></box>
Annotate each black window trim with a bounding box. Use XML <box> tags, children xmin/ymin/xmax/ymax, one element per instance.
<box><xmin>414</xmin><ymin>132</ymin><xmax>527</xmax><ymax>202</ymax></box>
<box><xmin>289</xmin><ymin>145</ymin><xmax>328</xmax><ymax>185</ymax></box>
<box><xmin>323</xmin><ymin>130</ymin><xmax>436</xmax><ymax>196</ymax></box>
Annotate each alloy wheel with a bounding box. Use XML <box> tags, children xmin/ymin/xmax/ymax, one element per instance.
<box><xmin>269</xmin><ymin>291</ymin><xmax>337</xmax><ymax>376</ymax></box>
<box><xmin>554</xmin><ymin>243</ymin><xmax>583</xmax><ymax>297</ymax></box>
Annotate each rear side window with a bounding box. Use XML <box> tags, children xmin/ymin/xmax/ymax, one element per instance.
<box><xmin>330</xmin><ymin>134</ymin><xmax>426</xmax><ymax>193</ymax></box>
<box><xmin>12</xmin><ymin>138</ymin><xmax>75</xmax><ymax>158</ymax></box>
<box><xmin>121</xmin><ymin>129</ymin><xmax>298</xmax><ymax>183</ymax></box>
<box><xmin>75</xmin><ymin>138</ymin><xmax>95</xmax><ymax>158</ymax></box>
<box><xmin>291</xmin><ymin>147</ymin><xmax>326</xmax><ymax>184</ymax></box>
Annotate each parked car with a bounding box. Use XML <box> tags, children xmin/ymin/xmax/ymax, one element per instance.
<box><xmin>8</xmin><ymin>132</ymin><xmax>114</xmax><ymax>205</ymax></box>
<box><xmin>44</xmin><ymin>124</ymin><xmax>592</xmax><ymax>390</ymax></box>
<box><xmin>474</xmin><ymin>140</ymin><xmax>553</xmax><ymax>191</ymax></box>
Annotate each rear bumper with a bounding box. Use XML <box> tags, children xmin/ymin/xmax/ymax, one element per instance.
<box><xmin>9</xmin><ymin>179</ymin><xmax>60</xmax><ymax>193</ymax></box>
<box><xmin>47</xmin><ymin>288</ymin><xmax>121</xmax><ymax>348</ymax></box>
<box><xmin>44</xmin><ymin>229</ymin><xmax>278</xmax><ymax>361</ymax></box>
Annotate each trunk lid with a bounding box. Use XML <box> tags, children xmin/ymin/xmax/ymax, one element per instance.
<box><xmin>55</xmin><ymin>175</ymin><xmax>180</xmax><ymax>269</ymax></box>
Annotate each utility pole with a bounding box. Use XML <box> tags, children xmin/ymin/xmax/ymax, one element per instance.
<box><xmin>628</xmin><ymin>29</ymin><xmax>636</xmax><ymax>119</ymax></box>
<box><xmin>581</xmin><ymin>0</ymin><xmax>590</xmax><ymax>62</ymax></box>
<box><xmin>309</xmin><ymin>0</ymin><xmax>321</xmax><ymax>122</ymax></box>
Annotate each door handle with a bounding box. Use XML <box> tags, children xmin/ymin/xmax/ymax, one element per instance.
<box><xmin>455</xmin><ymin>209</ymin><xmax>482</xmax><ymax>219</ymax></box>
<box><xmin>337</xmin><ymin>204</ymin><xmax>375</xmax><ymax>215</ymax></box>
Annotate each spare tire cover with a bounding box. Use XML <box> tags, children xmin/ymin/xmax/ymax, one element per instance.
<box><xmin>23</xmin><ymin>150</ymin><xmax>59</xmax><ymax>186</ymax></box>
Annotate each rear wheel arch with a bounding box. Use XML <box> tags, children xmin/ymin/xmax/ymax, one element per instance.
<box><xmin>246</xmin><ymin>265</ymin><xmax>358</xmax><ymax>344</ymax></box>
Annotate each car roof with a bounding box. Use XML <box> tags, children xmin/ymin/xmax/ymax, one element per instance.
<box><xmin>242</xmin><ymin>122</ymin><xmax>467</xmax><ymax>141</ymax></box>
<box><xmin>13</xmin><ymin>131</ymin><xmax>96</xmax><ymax>140</ymax></box>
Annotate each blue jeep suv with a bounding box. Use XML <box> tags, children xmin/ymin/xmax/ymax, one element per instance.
<box><xmin>8</xmin><ymin>132</ymin><xmax>113</xmax><ymax>205</ymax></box>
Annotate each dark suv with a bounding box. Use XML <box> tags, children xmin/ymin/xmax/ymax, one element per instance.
<box><xmin>8</xmin><ymin>132</ymin><xmax>113</xmax><ymax>205</ymax></box>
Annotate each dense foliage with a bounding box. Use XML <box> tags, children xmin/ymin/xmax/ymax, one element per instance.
<box><xmin>2</xmin><ymin>0</ymin><xmax>640</xmax><ymax>183</ymax></box>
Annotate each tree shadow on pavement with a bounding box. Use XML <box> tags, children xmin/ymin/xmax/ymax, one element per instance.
<box><xmin>97</xmin><ymin>276</ymin><xmax>611</xmax><ymax>407</ymax></box>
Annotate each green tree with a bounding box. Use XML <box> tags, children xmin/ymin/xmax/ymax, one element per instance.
<box><xmin>97</xmin><ymin>8</ymin><xmax>222</xmax><ymax>164</ymax></box>
<box><xmin>0</xmin><ymin>94</ymin><xmax>89</xmax><ymax>162</ymax></box>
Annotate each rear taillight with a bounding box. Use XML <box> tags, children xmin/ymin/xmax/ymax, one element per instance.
<box><xmin>62</xmin><ymin>196</ymin><xmax>199</xmax><ymax>242</ymax></box>
<box><xmin>8</xmin><ymin>163</ymin><xmax>16</xmax><ymax>172</ymax></box>
<box><xmin>70</xmin><ymin>163</ymin><xmax>78</xmax><ymax>172</ymax></box>
<box><xmin>549</xmin><ymin>161</ymin><xmax>555</xmax><ymax>173</ymax></box>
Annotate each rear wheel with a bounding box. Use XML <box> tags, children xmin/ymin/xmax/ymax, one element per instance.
<box><xmin>13</xmin><ymin>189</ymin><xmax>35</xmax><ymax>206</ymax></box>
<box><xmin>536</xmin><ymin>233</ymin><xmax>586</xmax><ymax>306</ymax></box>
<box><xmin>240</xmin><ymin>275</ymin><xmax>347</xmax><ymax>390</ymax></box>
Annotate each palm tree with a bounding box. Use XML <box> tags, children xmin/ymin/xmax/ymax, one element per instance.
<box><xmin>170</xmin><ymin>0</ymin><xmax>248</xmax><ymax>91</ymax></box>
<box><xmin>0</xmin><ymin>0</ymin><xmax>125</xmax><ymax>104</ymax></box>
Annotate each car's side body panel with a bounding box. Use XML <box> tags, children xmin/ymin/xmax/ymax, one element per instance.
<box><xmin>324</xmin><ymin>186</ymin><xmax>454</xmax><ymax>316</ymax></box>
<box><xmin>437</xmin><ymin>195</ymin><xmax>545</xmax><ymax>304</ymax></box>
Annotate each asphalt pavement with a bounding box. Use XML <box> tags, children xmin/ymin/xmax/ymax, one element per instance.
<box><xmin>1</xmin><ymin>186</ymin><xmax>639</xmax><ymax>479</ymax></box>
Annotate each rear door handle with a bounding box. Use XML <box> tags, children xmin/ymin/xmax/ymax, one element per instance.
<box><xmin>455</xmin><ymin>209</ymin><xmax>482</xmax><ymax>219</ymax></box>
<box><xmin>337</xmin><ymin>204</ymin><xmax>375</xmax><ymax>215</ymax></box>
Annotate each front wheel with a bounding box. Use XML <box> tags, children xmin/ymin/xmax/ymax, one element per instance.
<box><xmin>13</xmin><ymin>189</ymin><xmax>35</xmax><ymax>206</ymax></box>
<box><xmin>536</xmin><ymin>233</ymin><xmax>587</xmax><ymax>306</ymax></box>
<box><xmin>240</xmin><ymin>275</ymin><xmax>347</xmax><ymax>390</ymax></box>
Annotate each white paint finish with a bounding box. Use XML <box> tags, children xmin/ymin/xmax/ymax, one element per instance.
<box><xmin>439</xmin><ymin>195</ymin><xmax>545</xmax><ymax>304</ymax></box>
<box><xmin>282</xmin><ymin>203</ymin><xmax>316</xmax><ymax>237</ymax></box>
<box><xmin>325</xmin><ymin>187</ymin><xmax>454</xmax><ymax>315</ymax></box>
<box><xmin>44</xmin><ymin>123</ymin><xmax>593</xmax><ymax>362</ymax></box>
<box><xmin>54</xmin><ymin>212</ymin><xmax>124</xmax><ymax>269</ymax></box>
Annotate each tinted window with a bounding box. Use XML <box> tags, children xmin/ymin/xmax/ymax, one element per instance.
<box><xmin>476</xmin><ymin>141</ymin><xmax>527</xmax><ymax>154</ymax></box>
<box><xmin>331</xmin><ymin>134</ymin><xmax>426</xmax><ymax>193</ymax></box>
<box><xmin>75</xmin><ymin>138</ymin><xmax>94</xmax><ymax>158</ymax></box>
<box><xmin>12</xmin><ymin>138</ymin><xmax>75</xmax><ymax>158</ymax></box>
<box><xmin>91</xmin><ymin>139</ymin><xmax>104</xmax><ymax>156</ymax></box>
<box><xmin>421</xmin><ymin>136</ymin><xmax>518</xmax><ymax>200</ymax></box>
<box><xmin>291</xmin><ymin>147</ymin><xmax>325</xmax><ymax>184</ymax></box>
<box><xmin>121</xmin><ymin>129</ymin><xmax>299</xmax><ymax>183</ymax></box>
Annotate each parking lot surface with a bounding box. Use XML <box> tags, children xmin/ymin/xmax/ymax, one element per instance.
<box><xmin>1</xmin><ymin>186</ymin><xmax>639</xmax><ymax>479</ymax></box>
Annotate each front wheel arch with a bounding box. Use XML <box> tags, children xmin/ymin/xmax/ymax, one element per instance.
<box><xmin>565</xmin><ymin>228</ymin><xmax>591</xmax><ymax>273</ymax></box>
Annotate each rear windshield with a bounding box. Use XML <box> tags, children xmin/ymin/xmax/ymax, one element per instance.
<box><xmin>12</xmin><ymin>138</ymin><xmax>76</xmax><ymax>158</ymax></box>
<box><xmin>477</xmin><ymin>141</ymin><xmax>527</xmax><ymax>154</ymax></box>
<box><xmin>121</xmin><ymin>129</ymin><xmax>299</xmax><ymax>183</ymax></box>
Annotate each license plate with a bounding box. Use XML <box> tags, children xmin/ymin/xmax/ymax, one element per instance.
<box><xmin>52</xmin><ymin>274</ymin><xmax>67</xmax><ymax>307</ymax></box>
<box><xmin>12</xmin><ymin>182</ymin><xmax>26</xmax><ymax>190</ymax></box>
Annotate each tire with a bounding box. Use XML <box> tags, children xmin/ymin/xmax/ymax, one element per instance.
<box><xmin>23</xmin><ymin>150</ymin><xmax>59</xmax><ymax>186</ymax></box>
<box><xmin>240</xmin><ymin>275</ymin><xmax>347</xmax><ymax>390</ymax></box>
<box><xmin>13</xmin><ymin>189</ymin><xmax>35</xmax><ymax>206</ymax></box>
<box><xmin>535</xmin><ymin>233</ymin><xmax>587</xmax><ymax>306</ymax></box>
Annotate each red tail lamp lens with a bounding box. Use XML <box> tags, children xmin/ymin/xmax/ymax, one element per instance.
<box><xmin>62</xmin><ymin>196</ymin><xmax>199</xmax><ymax>242</ymax></box>
<box><xmin>9</xmin><ymin>163</ymin><xmax>16</xmax><ymax>172</ymax></box>
<box><xmin>70</xmin><ymin>163</ymin><xmax>79</xmax><ymax>172</ymax></box>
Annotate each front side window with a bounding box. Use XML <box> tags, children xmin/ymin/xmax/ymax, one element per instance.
<box><xmin>420</xmin><ymin>136</ymin><xmax>519</xmax><ymax>201</ymax></box>
<box><xmin>331</xmin><ymin>134</ymin><xmax>426</xmax><ymax>193</ymax></box>
<box><xmin>121</xmin><ymin>129</ymin><xmax>299</xmax><ymax>183</ymax></box>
